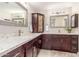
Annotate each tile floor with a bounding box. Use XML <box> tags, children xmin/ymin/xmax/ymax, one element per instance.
<box><xmin>38</xmin><ymin>49</ymin><xmax>79</xmax><ymax>57</ymax></box>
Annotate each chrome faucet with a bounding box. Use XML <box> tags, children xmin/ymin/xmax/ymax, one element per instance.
<box><xmin>58</xmin><ymin>29</ymin><xmax>61</xmax><ymax>33</ymax></box>
<box><xmin>18</xmin><ymin>30</ymin><xmax>23</xmax><ymax>36</ymax></box>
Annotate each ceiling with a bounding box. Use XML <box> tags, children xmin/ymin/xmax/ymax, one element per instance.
<box><xmin>29</xmin><ymin>2</ymin><xmax>79</xmax><ymax>11</ymax></box>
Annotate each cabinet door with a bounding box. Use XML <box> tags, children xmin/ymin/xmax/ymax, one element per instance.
<box><xmin>32</xmin><ymin>14</ymin><xmax>38</xmax><ymax>32</ymax></box>
<box><xmin>61</xmin><ymin>36</ymin><xmax>72</xmax><ymax>52</ymax></box>
<box><xmin>52</xmin><ymin>38</ymin><xmax>61</xmax><ymax>50</ymax></box>
<box><xmin>71</xmin><ymin>14</ymin><xmax>78</xmax><ymax>28</ymax></box>
<box><xmin>32</xmin><ymin>13</ymin><xmax>44</xmax><ymax>33</ymax></box>
<box><xmin>38</xmin><ymin>15</ymin><xmax>44</xmax><ymax>32</ymax></box>
<box><xmin>42</xmin><ymin>35</ymin><xmax>52</xmax><ymax>50</ymax></box>
<box><xmin>71</xmin><ymin>36</ymin><xmax>78</xmax><ymax>53</ymax></box>
<box><xmin>36</xmin><ymin>35</ymin><xmax>42</xmax><ymax>49</ymax></box>
<box><xmin>38</xmin><ymin>39</ymin><xmax>42</xmax><ymax>49</ymax></box>
<box><xmin>26</xmin><ymin>45</ymin><xmax>33</xmax><ymax>57</ymax></box>
<box><xmin>33</xmin><ymin>35</ymin><xmax>42</xmax><ymax>56</ymax></box>
<box><xmin>36</xmin><ymin>39</ymin><xmax>41</xmax><ymax>55</ymax></box>
<box><xmin>32</xmin><ymin>45</ymin><xmax>38</xmax><ymax>57</ymax></box>
<box><xmin>52</xmin><ymin>35</ymin><xmax>72</xmax><ymax>52</ymax></box>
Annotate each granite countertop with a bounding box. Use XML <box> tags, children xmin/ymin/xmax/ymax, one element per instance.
<box><xmin>0</xmin><ymin>33</ymin><xmax>41</xmax><ymax>56</ymax></box>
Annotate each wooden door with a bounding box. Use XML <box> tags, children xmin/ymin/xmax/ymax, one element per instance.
<box><xmin>32</xmin><ymin>13</ymin><xmax>44</xmax><ymax>33</ymax></box>
<box><xmin>32</xmin><ymin>13</ymin><xmax>38</xmax><ymax>32</ymax></box>
<box><xmin>38</xmin><ymin>14</ymin><xmax>44</xmax><ymax>32</ymax></box>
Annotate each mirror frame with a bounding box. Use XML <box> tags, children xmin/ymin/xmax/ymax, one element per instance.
<box><xmin>50</xmin><ymin>15</ymin><xmax>69</xmax><ymax>28</ymax></box>
<box><xmin>0</xmin><ymin>2</ymin><xmax>28</xmax><ymax>27</ymax></box>
<box><xmin>16</xmin><ymin>2</ymin><xmax>28</xmax><ymax>27</ymax></box>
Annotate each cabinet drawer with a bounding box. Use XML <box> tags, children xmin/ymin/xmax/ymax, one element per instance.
<box><xmin>71</xmin><ymin>36</ymin><xmax>78</xmax><ymax>53</ymax></box>
<box><xmin>72</xmin><ymin>40</ymin><xmax>77</xmax><ymax>44</ymax></box>
<box><xmin>71</xmin><ymin>35</ymin><xmax>78</xmax><ymax>39</ymax></box>
<box><xmin>71</xmin><ymin>46</ymin><xmax>78</xmax><ymax>53</ymax></box>
<box><xmin>2</xmin><ymin>46</ymin><xmax>24</xmax><ymax>57</ymax></box>
<box><xmin>71</xmin><ymin>36</ymin><xmax>78</xmax><ymax>46</ymax></box>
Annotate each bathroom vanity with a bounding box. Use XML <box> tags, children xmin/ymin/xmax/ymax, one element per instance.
<box><xmin>1</xmin><ymin>34</ymin><xmax>42</xmax><ymax>57</ymax></box>
<box><xmin>42</xmin><ymin>34</ymin><xmax>78</xmax><ymax>53</ymax></box>
<box><xmin>0</xmin><ymin>33</ymin><xmax>78</xmax><ymax>57</ymax></box>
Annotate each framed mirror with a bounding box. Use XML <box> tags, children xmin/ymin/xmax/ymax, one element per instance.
<box><xmin>50</xmin><ymin>15</ymin><xmax>69</xmax><ymax>28</ymax></box>
<box><xmin>71</xmin><ymin>15</ymin><xmax>75</xmax><ymax>27</ymax></box>
<box><xmin>0</xmin><ymin>2</ymin><xmax>28</xmax><ymax>27</ymax></box>
<box><xmin>71</xmin><ymin>14</ymin><xmax>78</xmax><ymax>28</ymax></box>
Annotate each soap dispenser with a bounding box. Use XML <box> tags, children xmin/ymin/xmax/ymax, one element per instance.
<box><xmin>45</xmin><ymin>25</ymin><xmax>49</xmax><ymax>32</ymax></box>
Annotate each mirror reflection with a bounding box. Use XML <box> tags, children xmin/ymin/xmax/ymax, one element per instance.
<box><xmin>0</xmin><ymin>2</ymin><xmax>28</xmax><ymax>27</ymax></box>
<box><xmin>50</xmin><ymin>15</ymin><xmax>69</xmax><ymax>28</ymax></box>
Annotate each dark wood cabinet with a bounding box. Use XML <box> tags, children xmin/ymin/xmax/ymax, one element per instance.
<box><xmin>2</xmin><ymin>46</ymin><xmax>24</xmax><ymax>57</ymax></box>
<box><xmin>42</xmin><ymin>34</ymin><xmax>52</xmax><ymax>50</ymax></box>
<box><xmin>2</xmin><ymin>35</ymin><xmax>42</xmax><ymax>57</ymax></box>
<box><xmin>41</xmin><ymin>34</ymin><xmax>78</xmax><ymax>53</ymax></box>
<box><xmin>24</xmin><ymin>39</ymin><xmax>35</xmax><ymax>57</ymax></box>
<box><xmin>61</xmin><ymin>37</ymin><xmax>71</xmax><ymax>51</ymax></box>
<box><xmin>71</xmin><ymin>35</ymin><xmax>78</xmax><ymax>53</ymax></box>
<box><xmin>55</xmin><ymin>36</ymin><xmax>72</xmax><ymax>52</ymax></box>
<box><xmin>51</xmin><ymin>36</ymin><xmax>62</xmax><ymax>50</ymax></box>
<box><xmin>32</xmin><ymin>35</ymin><xmax>42</xmax><ymax>56</ymax></box>
<box><xmin>32</xmin><ymin>13</ymin><xmax>44</xmax><ymax>33</ymax></box>
<box><xmin>32</xmin><ymin>43</ymin><xmax>38</xmax><ymax>57</ymax></box>
<box><xmin>51</xmin><ymin>35</ymin><xmax>72</xmax><ymax>52</ymax></box>
<box><xmin>35</xmin><ymin>35</ymin><xmax>42</xmax><ymax>55</ymax></box>
<box><xmin>71</xmin><ymin>14</ymin><xmax>78</xmax><ymax>28</ymax></box>
<box><xmin>25</xmin><ymin>43</ymin><xmax>33</xmax><ymax>57</ymax></box>
<box><xmin>2</xmin><ymin>34</ymin><xmax>78</xmax><ymax>57</ymax></box>
<box><xmin>24</xmin><ymin>35</ymin><xmax>42</xmax><ymax>57</ymax></box>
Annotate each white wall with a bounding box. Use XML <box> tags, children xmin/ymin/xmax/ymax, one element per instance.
<box><xmin>0</xmin><ymin>9</ymin><xmax>11</xmax><ymax>20</ymax></box>
<box><xmin>39</xmin><ymin>4</ymin><xmax>79</xmax><ymax>34</ymax></box>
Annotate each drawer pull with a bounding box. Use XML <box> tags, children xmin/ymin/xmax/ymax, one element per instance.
<box><xmin>72</xmin><ymin>47</ymin><xmax>77</xmax><ymax>49</ymax></box>
<box><xmin>72</xmin><ymin>41</ymin><xmax>77</xmax><ymax>44</ymax></box>
<box><xmin>14</xmin><ymin>52</ymin><xmax>21</xmax><ymax>57</ymax></box>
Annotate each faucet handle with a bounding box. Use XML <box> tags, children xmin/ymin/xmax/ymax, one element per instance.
<box><xmin>18</xmin><ymin>30</ymin><xmax>21</xmax><ymax>32</ymax></box>
<box><xmin>18</xmin><ymin>30</ymin><xmax>21</xmax><ymax>36</ymax></box>
<box><xmin>58</xmin><ymin>29</ymin><xmax>60</xmax><ymax>33</ymax></box>
<box><xmin>18</xmin><ymin>30</ymin><xmax>23</xmax><ymax>36</ymax></box>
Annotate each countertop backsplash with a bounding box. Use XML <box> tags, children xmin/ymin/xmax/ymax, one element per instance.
<box><xmin>45</xmin><ymin>27</ymin><xmax>79</xmax><ymax>34</ymax></box>
<box><xmin>0</xmin><ymin>24</ymin><xmax>78</xmax><ymax>39</ymax></box>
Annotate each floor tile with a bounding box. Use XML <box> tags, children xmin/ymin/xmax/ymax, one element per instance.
<box><xmin>37</xmin><ymin>49</ymin><xmax>79</xmax><ymax>57</ymax></box>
